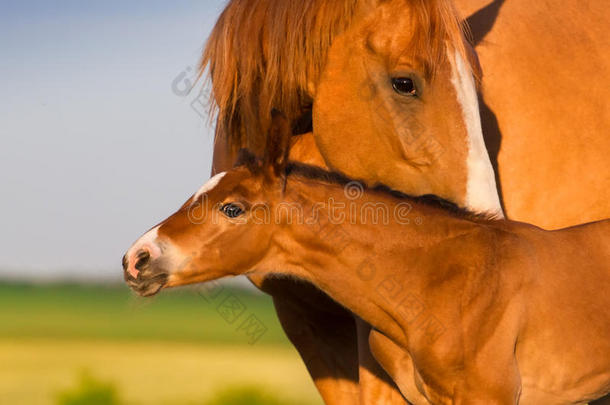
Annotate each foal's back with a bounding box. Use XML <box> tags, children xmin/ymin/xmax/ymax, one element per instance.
<box><xmin>511</xmin><ymin>219</ymin><xmax>610</xmax><ymax>403</ymax></box>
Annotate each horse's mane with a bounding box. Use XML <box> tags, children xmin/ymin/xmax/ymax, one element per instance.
<box><xmin>234</xmin><ymin>146</ymin><xmax>497</xmax><ymax>221</ymax></box>
<box><xmin>283</xmin><ymin>161</ymin><xmax>498</xmax><ymax>222</ymax></box>
<box><xmin>201</xmin><ymin>0</ymin><xmax>469</xmax><ymax>153</ymax></box>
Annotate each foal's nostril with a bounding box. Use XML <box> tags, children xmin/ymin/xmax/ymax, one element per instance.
<box><xmin>122</xmin><ymin>254</ymin><xmax>128</xmax><ymax>271</ymax></box>
<box><xmin>134</xmin><ymin>249</ymin><xmax>151</xmax><ymax>270</ymax></box>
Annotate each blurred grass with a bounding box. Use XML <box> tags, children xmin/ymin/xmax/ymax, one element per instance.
<box><xmin>0</xmin><ymin>282</ymin><xmax>288</xmax><ymax>345</ymax></box>
<box><xmin>56</xmin><ymin>374</ymin><xmax>311</xmax><ymax>405</ymax></box>
<box><xmin>56</xmin><ymin>372</ymin><xmax>121</xmax><ymax>405</ymax></box>
<box><xmin>202</xmin><ymin>385</ymin><xmax>314</xmax><ymax>405</ymax></box>
<box><xmin>0</xmin><ymin>282</ymin><xmax>322</xmax><ymax>405</ymax></box>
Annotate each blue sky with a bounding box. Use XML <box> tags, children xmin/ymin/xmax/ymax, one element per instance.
<box><xmin>0</xmin><ymin>0</ymin><xmax>227</xmax><ymax>280</ymax></box>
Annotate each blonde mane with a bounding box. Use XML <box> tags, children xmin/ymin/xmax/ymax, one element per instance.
<box><xmin>200</xmin><ymin>0</ymin><xmax>469</xmax><ymax>154</ymax></box>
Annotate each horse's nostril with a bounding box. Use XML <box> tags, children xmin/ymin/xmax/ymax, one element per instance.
<box><xmin>134</xmin><ymin>250</ymin><xmax>151</xmax><ymax>270</ymax></box>
<box><xmin>122</xmin><ymin>254</ymin><xmax>128</xmax><ymax>271</ymax></box>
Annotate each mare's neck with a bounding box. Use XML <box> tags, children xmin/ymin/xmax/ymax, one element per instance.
<box><xmin>254</xmin><ymin>180</ymin><xmax>488</xmax><ymax>345</ymax></box>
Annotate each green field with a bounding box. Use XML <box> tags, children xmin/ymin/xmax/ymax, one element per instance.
<box><xmin>0</xmin><ymin>282</ymin><xmax>322</xmax><ymax>405</ymax></box>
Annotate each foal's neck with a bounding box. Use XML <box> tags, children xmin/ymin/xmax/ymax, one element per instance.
<box><xmin>256</xmin><ymin>179</ymin><xmax>491</xmax><ymax>345</ymax></box>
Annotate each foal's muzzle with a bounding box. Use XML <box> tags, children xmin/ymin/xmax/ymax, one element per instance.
<box><xmin>123</xmin><ymin>247</ymin><xmax>168</xmax><ymax>297</ymax></box>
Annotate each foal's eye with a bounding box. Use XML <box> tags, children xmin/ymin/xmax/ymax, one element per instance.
<box><xmin>391</xmin><ymin>77</ymin><xmax>417</xmax><ymax>96</ymax></box>
<box><xmin>220</xmin><ymin>203</ymin><xmax>244</xmax><ymax>218</ymax></box>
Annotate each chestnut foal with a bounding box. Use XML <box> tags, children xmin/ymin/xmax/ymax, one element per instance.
<box><xmin>123</xmin><ymin>143</ymin><xmax>610</xmax><ymax>404</ymax></box>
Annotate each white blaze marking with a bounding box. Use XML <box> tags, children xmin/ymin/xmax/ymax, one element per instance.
<box><xmin>449</xmin><ymin>49</ymin><xmax>504</xmax><ymax>218</ymax></box>
<box><xmin>192</xmin><ymin>172</ymin><xmax>227</xmax><ymax>202</ymax></box>
<box><xmin>132</xmin><ymin>225</ymin><xmax>160</xmax><ymax>254</ymax></box>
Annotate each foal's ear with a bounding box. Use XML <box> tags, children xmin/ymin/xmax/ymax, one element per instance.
<box><xmin>263</xmin><ymin>109</ymin><xmax>292</xmax><ymax>179</ymax></box>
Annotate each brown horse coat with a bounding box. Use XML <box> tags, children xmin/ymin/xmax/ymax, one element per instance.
<box><xmin>124</xmin><ymin>152</ymin><xmax>610</xmax><ymax>404</ymax></box>
<box><xmin>200</xmin><ymin>1</ymin><xmax>610</xmax><ymax>403</ymax></box>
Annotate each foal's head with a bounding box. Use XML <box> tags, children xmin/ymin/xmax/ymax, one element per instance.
<box><xmin>123</xmin><ymin>155</ymin><xmax>280</xmax><ymax>296</ymax></box>
<box><xmin>123</xmin><ymin>112</ymin><xmax>294</xmax><ymax>297</ymax></box>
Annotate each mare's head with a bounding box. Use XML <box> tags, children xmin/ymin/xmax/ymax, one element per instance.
<box><xmin>203</xmin><ymin>0</ymin><xmax>502</xmax><ymax>215</ymax></box>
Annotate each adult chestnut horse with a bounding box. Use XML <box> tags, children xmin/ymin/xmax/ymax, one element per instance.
<box><xmin>200</xmin><ymin>0</ymin><xmax>610</xmax><ymax>403</ymax></box>
<box><xmin>456</xmin><ymin>0</ymin><xmax>610</xmax><ymax>229</ymax></box>
<box><xmin>203</xmin><ymin>0</ymin><xmax>503</xmax><ymax>403</ymax></box>
<box><xmin>122</xmin><ymin>146</ymin><xmax>610</xmax><ymax>404</ymax></box>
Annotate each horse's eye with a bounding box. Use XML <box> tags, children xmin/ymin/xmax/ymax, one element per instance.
<box><xmin>221</xmin><ymin>203</ymin><xmax>244</xmax><ymax>218</ymax></box>
<box><xmin>391</xmin><ymin>77</ymin><xmax>417</xmax><ymax>96</ymax></box>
